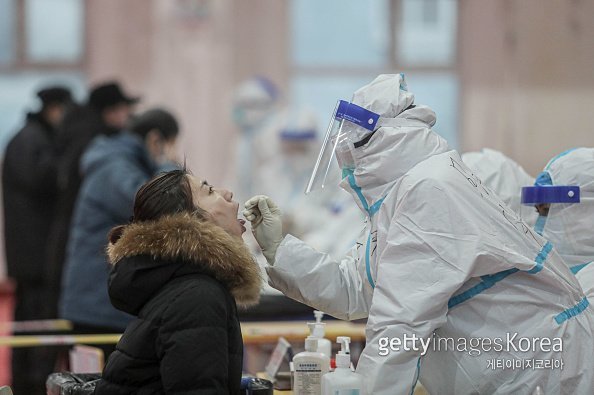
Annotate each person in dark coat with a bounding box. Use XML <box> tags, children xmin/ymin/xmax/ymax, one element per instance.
<box><xmin>59</xmin><ymin>109</ymin><xmax>179</xmax><ymax>357</ymax></box>
<box><xmin>2</xmin><ymin>86</ymin><xmax>73</xmax><ymax>395</ymax></box>
<box><xmin>45</xmin><ymin>81</ymin><xmax>139</xmax><ymax>318</ymax></box>
<box><xmin>95</xmin><ymin>169</ymin><xmax>261</xmax><ymax>394</ymax></box>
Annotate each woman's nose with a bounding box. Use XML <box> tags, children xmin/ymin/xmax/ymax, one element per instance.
<box><xmin>217</xmin><ymin>188</ymin><xmax>233</xmax><ymax>202</ymax></box>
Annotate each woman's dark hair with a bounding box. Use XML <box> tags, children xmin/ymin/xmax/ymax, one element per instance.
<box><xmin>128</xmin><ymin>108</ymin><xmax>179</xmax><ymax>140</ymax></box>
<box><xmin>109</xmin><ymin>169</ymin><xmax>205</xmax><ymax>243</ymax></box>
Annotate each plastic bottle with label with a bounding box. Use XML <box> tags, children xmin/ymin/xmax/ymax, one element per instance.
<box><xmin>321</xmin><ymin>337</ymin><xmax>365</xmax><ymax>395</ymax></box>
<box><xmin>293</xmin><ymin>336</ymin><xmax>330</xmax><ymax>395</ymax></box>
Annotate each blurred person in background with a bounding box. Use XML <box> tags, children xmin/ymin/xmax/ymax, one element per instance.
<box><xmin>521</xmin><ymin>147</ymin><xmax>594</xmax><ymax>300</ymax></box>
<box><xmin>59</xmin><ymin>108</ymin><xmax>179</xmax><ymax>359</ymax></box>
<box><xmin>254</xmin><ymin>108</ymin><xmax>322</xmax><ymax>238</ymax></box>
<box><xmin>94</xmin><ymin>169</ymin><xmax>260</xmax><ymax>394</ymax></box>
<box><xmin>2</xmin><ymin>85</ymin><xmax>73</xmax><ymax>395</ymax></box>
<box><xmin>462</xmin><ymin>148</ymin><xmax>538</xmax><ymax>227</ymax></box>
<box><xmin>230</xmin><ymin>76</ymin><xmax>280</xmax><ymax>204</ymax></box>
<box><xmin>45</xmin><ymin>81</ymin><xmax>139</xmax><ymax>319</ymax></box>
<box><xmin>255</xmin><ymin>108</ymin><xmax>364</xmax><ymax>257</ymax></box>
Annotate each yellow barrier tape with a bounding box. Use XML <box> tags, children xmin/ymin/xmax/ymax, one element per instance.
<box><xmin>0</xmin><ymin>334</ymin><xmax>122</xmax><ymax>348</ymax></box>
<box><xmin>0</xmin><ymin>319</ymin><xmax>73</xmax><ymax>332</ymax></box>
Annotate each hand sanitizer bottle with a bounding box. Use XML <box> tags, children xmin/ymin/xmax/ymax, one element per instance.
<box><xmin>309</xmin><ymin>310</ymin><xmax>332</xmax><ymax>360</ymax></box>
<box><xmin>322</xmin><ymin>337</ymin><xmax>365</xmax><ymax>395</ymax></box>
<box><xmin>293</xmin><ymin>336</ymin><xmax>330</xmax><ymax>395</ymax></box>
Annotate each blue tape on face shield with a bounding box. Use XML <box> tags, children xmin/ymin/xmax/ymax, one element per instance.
<box><xmin>305</xmin><ymin>100</ymin><xmax>379</xmax><ymax>194</ymax></box>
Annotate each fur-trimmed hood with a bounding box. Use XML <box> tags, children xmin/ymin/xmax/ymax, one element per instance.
<box><xmin>107</xmin><ymin>214</ymin><xmax>261</xmax><ymax>309</ymax></box>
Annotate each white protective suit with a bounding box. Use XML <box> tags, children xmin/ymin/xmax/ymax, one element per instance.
<box><xmin>532</xmin><ymin>147</ymin><xmax>594</xmax><ymax>300</ymax></box>
<box><xmin>462</xmin><ymin>148</ymin><xmax>538</xmax><ymax>227</ymax></box>
<box><xmin>266</xmin><ymin>75</ymin><xmax>594</xmax><ymax>394</ymax></box>
<box><xmin>231</xmin><ymin>77</ymin><xmax>280</xmax><ymax>203</ymax></box>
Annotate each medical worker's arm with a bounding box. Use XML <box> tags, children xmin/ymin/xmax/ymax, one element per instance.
<box><xmin>245</xmin><ymin>195</ymin><xmax>370</xmax><ymax>321</ymax></box>
<box><xmin>268</xmin><ymin>235</ymin><xmax>370</xmax><ymax>321</ymax></box>
<box><xmin>356</xmin><ymin>181</ymin><xmax>473</xmax><ymax>395</ymax></box>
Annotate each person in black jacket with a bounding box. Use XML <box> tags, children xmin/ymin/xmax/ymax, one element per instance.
<box><xmin>59</xmin><ymin>109</ymin><xmax>180</xmax><ymax>359</ymax></box>
<box><xmin>2</xmin><ymin>86</ymin><xmax>72</xmax><ymax>395</ymax></box>
<box><xmin>46</xmin><ymin>81</ymin><xmax>139</xmax><ymax>318</ymax></box>
<box><xmin>95</xmin><ymin>169</ymin><xmax>261</xmax><ymax>394</ymax></box>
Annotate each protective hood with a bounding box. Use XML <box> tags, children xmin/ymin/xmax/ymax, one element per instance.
<box><xmin>107</xmin><ymin>214</ymin><xmax>262</xmax><ymax>313</ymax></box>
<box><xmin>462</xmin><ymin>148</ymin><xmax>537</xmax><ymax>226</ymax></box>
<box><xmin>80</xmin><ymin>132</ymin><xmax>154</xmax><ymax>176</ymax></box>
<box><xmin>537</xmin><ymin>147</ymin><xmax>594</xmax><ymax>266</ymax></box>
<box><xmin>232</xmin><ymin>77</ymin><xmax>279</xmax><ymax>130</ymax></box>
<box><xmin>338</xmin><ymin>74</ymin><xmax>449</xmax><ymax>215</ymax></box>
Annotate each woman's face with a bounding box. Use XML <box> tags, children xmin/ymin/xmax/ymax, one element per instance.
<box><xmin>188</xmin><ymin>175</ymin><xmax>246</xmax><ymax>237</ymax></box>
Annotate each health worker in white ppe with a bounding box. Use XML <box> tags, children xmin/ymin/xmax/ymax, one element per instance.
<box><xmin>255</xmin><ymin>108</ymin><xmax>364</xmax><ymax>254</ymax></box>
<box><xmin>243</xmin><ymin>74</ymin><xmax>594</xmax><ymax>395</ymax></box>
<box><xmin>254</xmin><ymin>108</ymin><xmax>323</xmax><ymax>236</ymax></box>
<box><xmin>462</xmin><ymin>148</ymin><xmax>538</xmax><ymax>227</ymax></box>
<box><xmin>521</xmin><ymin>147</ymin><xmax>594</xmax><ymax>300</ymax></box>
<box><xmin>231</xmin><ymin>76</ymin><xmax>280</xmax><ymax>203</ymax></box>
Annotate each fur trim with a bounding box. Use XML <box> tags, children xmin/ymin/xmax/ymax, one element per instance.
<box><xmin>107</xmin><ymin>214</ymin><xmax>261</xmax><ymax>307</ymax></box>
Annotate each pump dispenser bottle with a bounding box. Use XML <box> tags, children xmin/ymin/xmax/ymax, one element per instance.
<box><xmin>293</xmin><ymin>336</ymin><xmax>330</xmax><ymax>395</ymax></box>
<box><xmin>321</xmin><ymin>337</ymin><xmax>365</xmax><ymax>395</ymax></box>
<box><xmin>308</xmin><ymin>310</ymin><xmax>332</xmax><ymax>360</ymax></box>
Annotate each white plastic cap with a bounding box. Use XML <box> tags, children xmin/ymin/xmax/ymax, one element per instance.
<box><xmin>305</xmin><ymin>337</ymin><xmax>318</xmax><ymax>352</ymax></box>
<box><xmin>337</xmin><ymin>336</ymin><xmax>351</xmax><ymax>354</ymax></box>
<box><xmin>314</xmin><ymin>310</ymin><xmax>325</xmax><ymax>323</ymax></box>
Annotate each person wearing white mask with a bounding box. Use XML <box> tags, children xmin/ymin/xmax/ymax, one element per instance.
<box><xmin>255</xmin><ymin>108</ymin><xmax>363</xmax><ymax>245</ymax></box>
<box><xmin>254</xmin><ymin>108</ymin><xmax>321</xmax><ymax>235</ymax></box>
<box><xmin>231</xmin><ymin>76</ymin><xmax>280</xmax><ymax>203</ymax></box>
<box><xmin>521</xmin><ymin>147</ymin><xmax>594</xmax><ymax>299</ymax></box>
<box><xmin>244</xmin><ymin>74</ymin><xmax>594</xmax><ymax>394</ymax></box>
<box><xmin>462</xmin><ymin>148</ymin><xmax>538</xmax><ymax>227</ymax></box>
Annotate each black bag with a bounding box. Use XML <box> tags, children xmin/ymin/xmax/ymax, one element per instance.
<box><xmin>46</xmin><ymin>372</ymin><xmax>101</xmax><ymax>395</ymax></box>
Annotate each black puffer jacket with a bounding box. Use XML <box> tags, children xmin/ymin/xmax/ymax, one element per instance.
<box><xmin>3</xmin><ymin>112</ymin><xmax>60</xmax><ymax>284</ymax></box>
<box><xmin>94</xmin><ymin>214</ymin><xmax>262</xmax><ymax>394</ymax></box>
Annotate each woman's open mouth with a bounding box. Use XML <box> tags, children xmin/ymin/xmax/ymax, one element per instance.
<box><xmin>238</xmin><ymin>218</ymin><xmax>246</xmax><ymax>233</ymax></box>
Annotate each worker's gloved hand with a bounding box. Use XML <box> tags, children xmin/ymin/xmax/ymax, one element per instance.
<box><xmin>243</xmin><ymin>195</ymin><xmax>284</xmax><ymax>265</ymax></box>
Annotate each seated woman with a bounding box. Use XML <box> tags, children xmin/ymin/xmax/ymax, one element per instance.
<box><xmin>94</xmin><ymin>169</ymin><xmax>261</xmax><ymax>394</ymax></box>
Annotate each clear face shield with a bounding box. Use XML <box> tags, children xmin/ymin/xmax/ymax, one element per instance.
<box><xmin>305</xmin><ymin>100</ymin><xmax>380</xmax><ymax>194</ymax></box>
<box><xmin>521</xmin><ymin>185</ymin><xmax>594</xmax><ymax>234</ymax></box>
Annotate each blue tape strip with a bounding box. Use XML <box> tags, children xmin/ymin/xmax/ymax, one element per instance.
<box><xmin>346</xmin><ymin>170</ymin><xmax>385</xmax><ymax>217</ymax></box>
<box><xmin>449</xmin><ymin>243</ymin><xmax>552</xmax><ymax>309</ymax></box>
<box><xmin>571</xmin><ymin>262</ymin><xmax>591</xmax><ymax>275</ymax></box>
<box><xmin>347</xmin><ymin>171</ymin><xmax>369</xmax><ymax>212</ymax></box>
<box><xmin>544</xmin><ymin>148</ymin><xmax>579</xmax><ymax>171</ymax></box>
<box><xmin>554</xmin><ymin>297</ymin><xmax>590</xmax><ymax>325</ymax></box>
<box><xmin>534</xmin><ymin>215</ymin><xmax>547</xmax><ymax>235</ymax></box>
<box><xmin>365</xmin><ymin>232</ymin><xmax>375</xmax><ymax>289</ymax></box>
<box><xmin>368</xmin><ymin>197</ymin><xmax>385</xmax><ymax>216</ymax></box>
<box><xmin>527</xmin><ymin>242</ymin><xmax>553</xmax><ymax>274</ymax></box>
<box><xmin>448</xmin><ymin>268</ymin><xmax>519</xmax><ymax>309</ymax></box>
